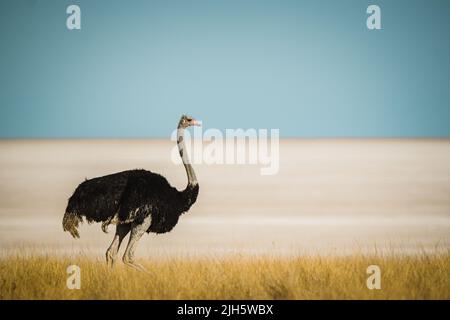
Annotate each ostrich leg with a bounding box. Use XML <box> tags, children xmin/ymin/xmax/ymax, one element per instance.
<box><xmin>106</xmin><ymin>223</ymin><xmax>131</xmax><ymax>267</ymax></box>
<box><xmin>122</xmin><ymin>215</ymin><xmax>152</xmax><ymax>272</ymax></box>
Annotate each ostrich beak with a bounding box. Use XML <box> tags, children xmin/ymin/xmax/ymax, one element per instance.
<box><xmin>191</xmin><ymin>119</ymin><xmax>202</xmax><ymax>127</ymax></box>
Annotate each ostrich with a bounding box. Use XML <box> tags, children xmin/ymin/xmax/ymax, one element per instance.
<box><xmin>62</xmin><ymin>115</ymin><xmax>200</xmax><ymax>271</ymax></box>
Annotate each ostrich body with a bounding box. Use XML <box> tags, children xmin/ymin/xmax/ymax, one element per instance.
<box><xmin>62</xmin><ymin>115</ymin><xmax>200</xmax><ymax>271</ymax></box>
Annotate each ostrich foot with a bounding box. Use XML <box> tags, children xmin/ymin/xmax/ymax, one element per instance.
<box><xmin>123</xmin><ymin>256</ymin><xmax>149</xmax><ymax>273</ymax></box>
<box><xmin>124</xmin><ymin>261</ymin><xmax>149</xmax><ymax>273</ymax></box>
<box><xmin>105</xmin><ymin>250</ymin><xmax>117</xmax><ymax>268</ymax></box>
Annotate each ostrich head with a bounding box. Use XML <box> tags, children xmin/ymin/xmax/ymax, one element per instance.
<box><xmin>178</xmin><ymin>115</ymin><xmax>201</xmax><ymax>129</ymax></box>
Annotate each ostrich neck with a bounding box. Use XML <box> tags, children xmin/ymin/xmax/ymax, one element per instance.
<box><xmin>177</xmin><ymin>127</ymin><xmax>198</xmax><ymax>187</ymax></box>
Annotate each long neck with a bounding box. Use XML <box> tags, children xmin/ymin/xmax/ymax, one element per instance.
<box><xmin>177</xmin><ymin>127</ymin><xmax>198</xmax><ymax>187</ymax></box>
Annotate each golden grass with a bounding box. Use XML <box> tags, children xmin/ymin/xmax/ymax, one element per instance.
<box><xmin>0</xmin><ymin>253</ymin><xmax>449</xmax><ymax>300</ymax></box>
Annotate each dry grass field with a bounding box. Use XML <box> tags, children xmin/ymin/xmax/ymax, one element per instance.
<box><xmin>1</xmin><ymin>252</ymin><xmax>449</xmax><ymax>300</ymax></box>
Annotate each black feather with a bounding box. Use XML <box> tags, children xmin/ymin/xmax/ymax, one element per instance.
<box><xmin>65</xmin><ymin>169</ymin><xmax>199</xmax><ymax>234</ymax></box>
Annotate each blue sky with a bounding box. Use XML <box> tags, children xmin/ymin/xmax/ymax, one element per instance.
<box><xmin>1</xmin><ymin>0</ymin><xmax>449</xmax><ymax>138</ymax></box>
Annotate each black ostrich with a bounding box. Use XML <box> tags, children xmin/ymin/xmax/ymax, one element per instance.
<box><xmin>62</xmin><ymin>115</ymin><xmax>200</xmax><ymax>271</ymax></box>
